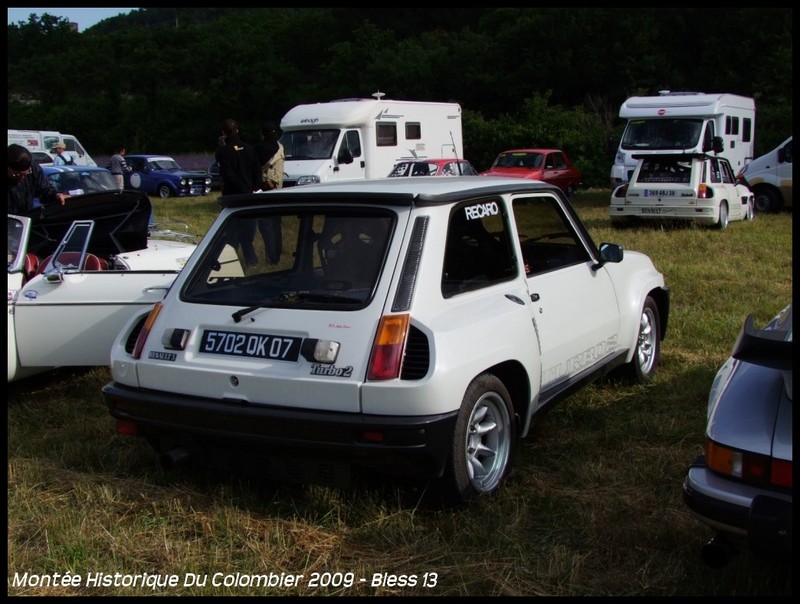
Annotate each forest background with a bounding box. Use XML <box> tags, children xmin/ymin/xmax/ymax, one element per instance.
<box><xmin>7</xmin><ymin>7</ymin><xmax>793</xmax><ymax>188</ymax></box>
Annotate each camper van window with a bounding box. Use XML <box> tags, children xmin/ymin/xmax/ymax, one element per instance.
<box><xmin>405</xmin><ymin>123</ymin><xmax>422</xmax><ymax>140</ymax></box>
<box><xmin>725</xmin><ymin>116</ymin><xmax>740</xmax><ymax>136</ymax></box>
<box><xmin>376</xmin><ymin>123</ymin><xmax>397</xmax><ymax>147</ymax></box>
<box><xmin>743</xmin><ymin>119</ymin><xmax>752</xmax><ymax>143</ymax></box>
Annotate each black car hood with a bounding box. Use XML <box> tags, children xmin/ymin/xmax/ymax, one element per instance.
<box><xmin>27</xmin><ymin>190</ymin><xmax>153</xmax><ymax>259</ymax></box>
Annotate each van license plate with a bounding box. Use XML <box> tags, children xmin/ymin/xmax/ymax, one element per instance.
<box><xmin>199</xmin><ymin>329</ymin><xmax>301</xmax><ymax>362</ymax></box>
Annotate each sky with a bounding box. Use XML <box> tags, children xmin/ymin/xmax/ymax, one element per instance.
<box><xmin>7</xmin><ymin>7</ymin><xmax>137</xmax><ymax>32</ymax></box>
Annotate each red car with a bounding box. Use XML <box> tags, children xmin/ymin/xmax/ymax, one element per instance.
<box><xmin>481</xmin><ymin>148</ymin><xmax>582</xmax><ymax>198</ymax></box>
<box><xmin>388</xmin><ymin>158</ymin><xmax>478</xmax><ymax>177</ymax></box>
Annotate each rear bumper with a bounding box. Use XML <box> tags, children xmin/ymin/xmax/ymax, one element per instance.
<box><xmin>683</xmin><ymin>455</ymin><xmax>792</xmax><ymax>558</ymax></box>
<box><xmin>103</xmin><ymin>381</ymin><xmax>458</xmax><ymax>486</ymax></box>
<box><xmin>610</xmin><ymin>204</ymin><xmax>719</xmax><ymax>224</ymax></box>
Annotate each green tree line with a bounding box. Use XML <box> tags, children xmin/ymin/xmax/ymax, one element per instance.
<box><xmin>7</xmin><ymin>7</ymin><xmax>792</xmax><ymax>187</ymax></box>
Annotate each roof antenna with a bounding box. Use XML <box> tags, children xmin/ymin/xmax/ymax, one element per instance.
<box><xmin>372</xmin><ymin>91</ymin><xmax>385</xmax><ymax>100</ymax></box>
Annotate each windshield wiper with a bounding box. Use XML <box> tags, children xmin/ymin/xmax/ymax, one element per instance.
<box><xmin>232</xmin><ymin>291</ymin><xmax>363</xmax><ymax>322</ymax></box>
<box><xmin>232</xmin><ymin>304</ymin><xmax>267</xmax><ymax>323</ymax></box>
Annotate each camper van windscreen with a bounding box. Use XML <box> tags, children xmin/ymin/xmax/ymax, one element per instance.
<box><xmin>281</xmin><ymin>130</ymin><xmax>339</xmax><ymax>160</ymax></box>
<box><xmin>621</xmin><ymin>119</ymin><xmax>703</xmax><ymax>151</ymax></box>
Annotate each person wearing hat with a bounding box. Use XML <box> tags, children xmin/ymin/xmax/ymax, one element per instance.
<box><xmin>7</xmin><ymin>144</ymin><xmax>68</xmax><ymax>217</ymax></box>
<box><xmin>52</xmin><ymin>141</ymin><xmax>74</xmax><ymax>166</ymax></box>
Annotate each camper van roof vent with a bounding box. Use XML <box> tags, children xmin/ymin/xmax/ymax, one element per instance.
<box><xmin>372</xmin><ymin>91</ymin><xmax>386</xmax><ymax>100</ymax></box>
<box><xmin>658</xmin><ymin>90</ymin><xmax>705</xmax><ymax>96</ymax></box>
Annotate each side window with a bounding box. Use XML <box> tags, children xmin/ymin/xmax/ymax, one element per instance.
<box><xmin>512</xmin><ymin>195</ymin><xmax>590</xmax><ymax>276</ymax></box>
<box><xmin>544</xmin><ymin>154</ymin><xmax>555</xmax><ymax>169</ymax></box>
<box><xmin>742</xmin><ymin>118</ymin><xmax>752</xmax><ymax>143</ymax></box>
<box><xmin>442</xmin><ymin>199</ymin><xmax>516</xmax><ymax>296</ymax></box>
<box><xmin>703</xmin><ymin>122</ymin><xmax>715</xmax><ymax>151</ymax></box>
<box><xmin>344</xmin><ymin>130</ymin><xmax>362</xmax><ymax>158</ymax></box>
<box><xmin>376</xmin><ymin>123</ymin><xmax>397</xmax><ymax>147</ymax></box>
<box><xmin>720</xmin><ymin>161</ymin><xmax>735</xmax><ymax>184</ymax></box>
<box><xmin>782</xmin><ymin>140</ymin><xmax>792</xmax><ymax>163</ymax></box>
<box><xmin>709</xmin><ymin>159</ymin><xmax>722</xmax><ymax>183</ymax></box>
<box><xmin>405</xmin><ymin>123</ymin><xmax>421</xmax><ymax>140</ymax></box>
<box><xmin>553</xmin><ymin>153</ymin><xmax>566</xmax><ymax>169</ymax></box>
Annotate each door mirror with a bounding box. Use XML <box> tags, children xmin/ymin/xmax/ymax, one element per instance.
<box><xmin>337</xmin><ymin>147</ymin><xmax>354</xmax><ymax>165</ymax></box>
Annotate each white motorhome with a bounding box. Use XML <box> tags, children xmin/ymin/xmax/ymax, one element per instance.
<box><xmin>7</xmin><ymin>129</ymin><xmax>97</xmax><ymax>166</ymax></box>
<box><xmin>610</xmin><ymin>92</ymin><xmax>755</xmax><ymax>188</ymax></box>
<box><xmin>738</xmin><ymin>135</ymin><xmax>792</xmax><ymax>212</ymax></box>
<box><xmin>279</xmin><ymin>94</ymin><xmax>463</xmax><ymax>187</ymax></box>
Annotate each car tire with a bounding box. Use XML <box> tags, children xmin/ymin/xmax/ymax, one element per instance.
<box><xmin>616</xmin><ymin>295</ymin><xmax>660</xmax><ymax>383</ymax></box>
<box><xmin>566</xmin><ymin>184</ymin><xmax>576</xmax><ymax>200</ymax></box>
<box><xmin>753</xmin><ymin>187</ymin><xmax>780</xmax><ymax>213</ymax></box>
<box><xmin>158</xmin><ymin>184</ymin><xmax>172</xmax><ymax>199</ymax></box>
<box><xmin>440</xmin><ymin>373</ymin><xmax>516</xmax><ymax>506</ymax></box>
<box><xmin>715</xmin><ymin>202</ymin><xmax>729</xmax><ymax>229</ymax></box>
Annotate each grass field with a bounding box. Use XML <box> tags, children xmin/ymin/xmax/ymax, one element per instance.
<box><xmin>8</xmin><ymin>189</ymin><xmax>792</xmax><ymax>596</ymax></box>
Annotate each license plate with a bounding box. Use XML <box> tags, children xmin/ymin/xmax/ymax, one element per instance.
<box><xmin>190</xmin><ymin>185</ymin><xmax>205</xmax><ymax>195</ymax></box>
<box><xmin>199</xmin><ymin>329</ymin><xmax>301</xmax><ymax>362</ymax></box>
<box><xmin>643</xmin><ymin>190</ymin><xmax>676</xmax><ymax>197</ymax></box>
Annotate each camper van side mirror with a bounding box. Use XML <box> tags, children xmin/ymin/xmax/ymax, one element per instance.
<box><xmin>711</xmin><ymin>136</ymin><xmax>724</xmax><ymax>154</ymax></box>
<box><xmin>337</xmin><ymin>148</ymin><xmax>354</xmax><ymax>165</ymax></box>
<box><xmin>778</xmin><ymin>144</ymin><xmax>791</xmax><ymax>163</ymax></box>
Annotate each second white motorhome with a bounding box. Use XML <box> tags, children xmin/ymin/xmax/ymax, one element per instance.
<box><xmin>610</xmin><ymin>91</ymin><xmax>755</xmax><ymax>188</ymax></box>
<box><xmin>279</xmin><ymin>94</ymin><xmax>463</xmax><ymax>187</ymax></box>
<box><xmin>7</xmin><ymin>129</ymin><xmax>97</xmax><ymax>166</ymax></box>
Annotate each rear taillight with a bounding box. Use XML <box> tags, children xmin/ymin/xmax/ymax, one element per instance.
<box><xmin>116</xmin><ymin>419</ymin><xmax>139</xmax><ymax>436</ymax></box>
<box><xmin>698</xmin><ymin>183</ymin><xmax>714</xmax><ymax>199</ymax></box>
<box><xmin>705</xmin><ymin>439</ymin><xmax>791</xmax><ymax>489</ymax></box>
<box><xmin>771</xmin><ymin>458</ymin><xmax>793</xmax><ymax>488</ymax></box>
<box><xmin>132</xmin><ymin>302</ymin><xmax>163</xmax><ymax>359</ymax></box>
<box><xmin>367</xmin><ymin>314</ymin><xmax>410</xmax><ymax>381</ymax></box>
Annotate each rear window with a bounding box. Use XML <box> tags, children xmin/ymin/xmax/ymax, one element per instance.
<box><xmin>635</xmin><ymin>158</ymin><xmax>691</xmax><ymax>184</ymax></box>
<box><xmin>182</xmin><ymin>207</ymin><xmax>394</xmax><ymax>310</ymax></box>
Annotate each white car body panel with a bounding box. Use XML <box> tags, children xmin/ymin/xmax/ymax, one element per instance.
<box><xmin>8</xmin><ymin>191</ymin><xmax>196</xmax><ymax>382</ymax></box>
<box><xmin>14</xmin><ymin>270</ymin><xmax>182</xmax><ymax>368</ymax></box>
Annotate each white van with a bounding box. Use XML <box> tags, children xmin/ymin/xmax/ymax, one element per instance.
<box><xmin>279</xmin><ymin>93</ymin><xmax>463</xmax><ymax>187</ymax></box>
<box><xmin>738</xmin><ymin>136</ymin><xmax>792</xmax><ymax>212</ymax></box>
<box><xmin>7</xmin><ymin>129</ymin><xmax>97</xmax><ymax>166</ymax></box>
<box><xmin>610</xmin><ymin>92</ymin><xmax>755</xmax><ymax>188</ymax></box>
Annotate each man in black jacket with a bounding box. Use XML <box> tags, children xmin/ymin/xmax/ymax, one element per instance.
<box><xmin>7</xmin><ymin>144</ymin><xmax>67</xmax><ymax>217</ymax></box>
<box><xmin>215</xmin><ymin>119</ymin><xmax>261</xmax><ymax>266</ymax></box>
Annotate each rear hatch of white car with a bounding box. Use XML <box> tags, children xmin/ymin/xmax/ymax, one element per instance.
<box><xmin>626</xmin><ymin>153</ymin><xmax>698</xmax><ymax>205</ymax></box>
<box><xmin>125</xmin><ymin>202</ymin><xmax>407</xmax><ymax>414</ymax></box>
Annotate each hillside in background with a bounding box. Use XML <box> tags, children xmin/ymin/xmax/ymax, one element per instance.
<box><xmin>8</xmin><ymin>8</ymin><xmax>793</xmax><ymax>187</ymax></box>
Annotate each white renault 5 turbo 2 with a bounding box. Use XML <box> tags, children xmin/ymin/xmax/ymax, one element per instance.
<box><xmin>104</xmin><ymin>177</ymin><xmax>670</xmax><ymax>504</ymax></box>
<box><xmin>610</xmin><ymin>153</ymin><xmax>754</xmax><ymax>229</ymax></box>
